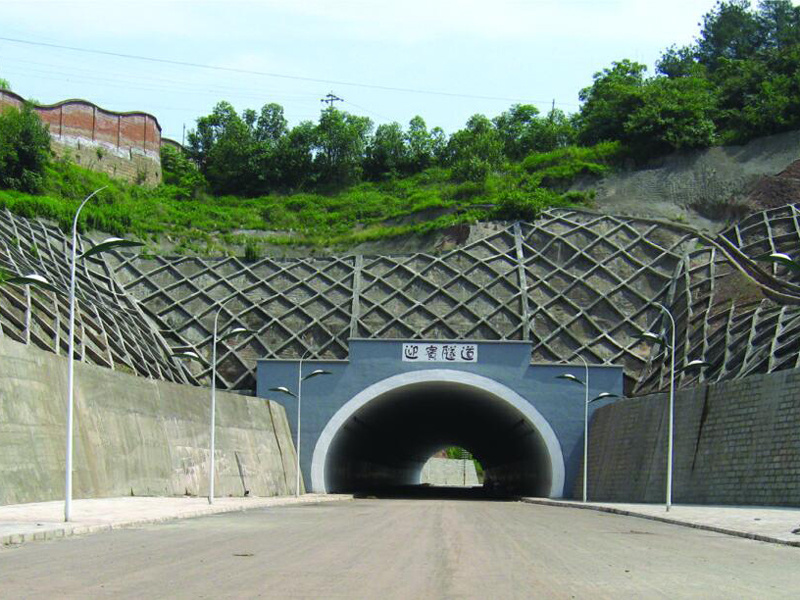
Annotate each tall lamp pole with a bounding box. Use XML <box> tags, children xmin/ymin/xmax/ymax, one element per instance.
<box><xmin>556</xmin><ymin>359</ymin><xmax>616</xmax><ymax>503</ymax></box>
<box><xmin>642</xmin><ymin>301</ymin><xmax>676</xmax><ymax>512</ymax></box>
<box><xmin>557</xmin><ymin>354</ymin><xmax>589</xmax><ymax>502</ymax></box>
<box><xmin>65</xmin><ymin>188</ymin><xmax>143</xmax><ymax>522</ymax></box>
<box><xmin>208</xmin><ymin>303</ymin><xmax>250</xmax><ymax>504</ymax></box>
<box><xmin>270</xmin><ymin>350</ymin><xmax>331</xmax><ymax>497</ymax></box>
<box><xmin>174</xmin><ymin>294</ymin><xmax>276</xmax><ymax>503</ymax></box>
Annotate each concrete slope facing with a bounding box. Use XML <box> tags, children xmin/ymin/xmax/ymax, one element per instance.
<box><xmin>0</xmin><ymin>336</ymin><xmax>298</xmax><ymax>505</ymax></box>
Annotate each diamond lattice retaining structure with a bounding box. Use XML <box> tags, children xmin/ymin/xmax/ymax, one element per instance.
<box><xmin>2</xmin><ymin>204</ymin><xmax>799</xmax><ymax>394</ymax></box>
<box><xmin>0</xmin><ymin>210</ymin><xmax>192</xmax><ymax>384</ymax></box>
<box><xmin>104</xmin><ymin>212</ymin><xmax>698</xmax><ymax>390</ymax></box>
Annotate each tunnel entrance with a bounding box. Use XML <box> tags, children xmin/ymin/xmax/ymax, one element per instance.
<box><xmin>311</xmin><ymin>370</ymin><xmax>564</xmax><ymax>497</ymax></box>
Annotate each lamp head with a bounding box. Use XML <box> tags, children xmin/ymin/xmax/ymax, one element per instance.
<box><xmin>639</xmin><ymin>331</ymin><xmax>663</xmax><ymax>343</ymax></box>
<box><xmin>589</xmin><ymin>392</ymin><xmax>618</xmax><ymax>403</ymax></box>
<box><xmin>556</xmin><ymin>373</ymin><xmax>583</xmax><ymax>385</ymax></box>
<box><xmin>679</xmin><ymin>359</ymin><xmax>711</xmax><ymax>372</ymax></box>
<box><xmin>303</xmin><ymin>369</ymin><xmax>332</xmax><ymax>381</ymax></box>
<box><xmin>2</xmin><ymin>271</ymin><xmax>61</xmax><ymax>294</ymax></box>
<box><xmin>219</xmin><ymin>326</ymin><xmax>251</xmax><ymax>342</ymax></box>
<box><xmin>172</xmin><ymin>350</ymin><xmax>202</xmax><ymax>362</ymax></box>
<box><xmin>755</xmin><ymin>251</ymin><xmax>800</xmax><ymax>272</ymax></box>
<box><xmin>80</xmin><ymin>237</ymin><xmax>145</xmax><ymax>259</ymax></box>
<box><xmin>269</xmin><ymin>386</ymin><xmax>297</xmax><ymax>398</ymax></box>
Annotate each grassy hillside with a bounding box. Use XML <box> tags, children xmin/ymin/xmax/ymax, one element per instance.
<box><xmin>0</xmin><ymin>143</ymin><xmax>620</xmax><ymax>257</ymax></box>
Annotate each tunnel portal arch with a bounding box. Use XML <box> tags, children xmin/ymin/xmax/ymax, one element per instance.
<box><xmin>310</xmin><ymin>369</ymin><xmax>566</xmax><ymax>497</ymax></box>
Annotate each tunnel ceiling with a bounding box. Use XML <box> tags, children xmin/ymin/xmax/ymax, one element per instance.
<box><xmin>322</xmin><ymin>381</ymin><xmax>553</xmax><ymax>496</ymax></box>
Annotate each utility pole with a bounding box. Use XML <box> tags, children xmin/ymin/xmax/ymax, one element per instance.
<box><xmin>321</xmin><ymin>92</ymin><xmax>344</xmax><ymax>108</ymax></box>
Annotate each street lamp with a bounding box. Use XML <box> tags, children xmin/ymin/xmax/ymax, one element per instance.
<box><xmin>556</xmin><ymin>354</ymin><xmax>589</xmax><ymax>502</ymax></box>
<box><xmin>173</xmin><ymin>294</ymin><xmax>276</xmax><ymax>504</ymax></box>
<box><xmin>206</xmin><ymin>300</ymin><xmax>254</xmax><ymax>505</ymax></box>
<box><xmin>64</xmin><ymin>187</ymin><xmax>144</xmax><ymax>522</ymax></box>
<box><xmin>555</xmin><ymin>360</ymin><xmax>617</xmax><ymax>503</ymax></box>
<box><xmin>642</xmin><ymin>301</ymin><xmax>677</xmax><ymax>512</ymax></box>
<box><xmin>270</xmin><ymin>350</ymin><xmax>331</xmax><ymax>497</ymax></box>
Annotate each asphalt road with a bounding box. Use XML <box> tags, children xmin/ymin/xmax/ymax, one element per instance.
<box><xmin>1</xmin><ymin>498</ymin><xmax>798</xmax><ymax>599</ymax></box>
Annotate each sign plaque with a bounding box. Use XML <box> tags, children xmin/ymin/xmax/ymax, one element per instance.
<box><xmin>402</xmin><ymin>343</ymin><xmax>477</xmax><ymax>363</ymax></box>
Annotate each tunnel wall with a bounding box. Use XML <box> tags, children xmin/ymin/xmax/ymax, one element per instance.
<box><xmin>258</xmin><ymin>339</ymin><xmax>624</xmax><ymax>496</ymax></box>
<box><xmin>0</xmin><ymin>337</ymin><xmax>299</xmax><ymax>505</ymax></box>
<box><xmin>582</xmin><ymin>367</ymin><xmax>800</xmax><ymax>506</ymax></box>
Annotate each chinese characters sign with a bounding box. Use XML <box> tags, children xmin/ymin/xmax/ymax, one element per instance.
<box><xmin>402</xmin><ymin>343</ymin><xmax>478</xmax><ymax>363</ymax></box>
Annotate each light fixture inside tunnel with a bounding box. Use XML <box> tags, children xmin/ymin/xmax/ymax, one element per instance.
<box><xmin>322</xmin><ymin>380</ymin><xmax>555</xmax><ymax>497</ymax></box>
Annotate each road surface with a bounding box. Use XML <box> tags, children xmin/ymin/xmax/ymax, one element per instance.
<box><xmin>1</xmin><ymin>498</ymin><xmax>798</xmax><ymax>599</ymax></box>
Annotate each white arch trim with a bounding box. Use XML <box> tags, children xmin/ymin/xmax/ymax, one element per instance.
<box><xmin>310</xmin><ymin>369</ymin><xmax>566</xmax><ymax>497</ymax></box>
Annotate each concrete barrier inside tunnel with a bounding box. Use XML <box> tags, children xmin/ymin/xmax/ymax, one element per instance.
<box><xmin>323</xmin><ymin>380</ymin><xmax>554</xmax><ymax>495</ymax></box>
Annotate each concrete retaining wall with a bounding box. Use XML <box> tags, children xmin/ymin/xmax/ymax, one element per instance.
<box><xmin>420</xmin><ymin>458</ymin><xmax>479</xmax><ymax>487</ymax></box>
<box><xmin>0</xmin><ymin>337</ymin><xmax>298</xmax><ymax>505</ymax></box>
<box><xmin>581</xmin><ymin>368</ymin><xmax>800</xmax><ymax>506</ymax></box>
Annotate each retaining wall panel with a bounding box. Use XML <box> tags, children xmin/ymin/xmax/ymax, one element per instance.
<box><xmin>0</xmin><ymin>337</ymin><xmax>297</xmax><ymax>505</ymax></box>
<box><xmin>583</xmin><ymin>368</ymin><xmax>800</xmax><ymax>506</ymax></box>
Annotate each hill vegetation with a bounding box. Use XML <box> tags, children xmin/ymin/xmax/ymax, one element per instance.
<box><xmin>0</xmin><ymin>1</ymin><xmax>798</xmax><ymax>256</ymax></box>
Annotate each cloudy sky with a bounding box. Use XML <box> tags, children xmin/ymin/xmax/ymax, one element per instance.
<box><xmin>1</xmin><ymin>0</ymin><xmax>731</xmax><ymax>141</ymax></box>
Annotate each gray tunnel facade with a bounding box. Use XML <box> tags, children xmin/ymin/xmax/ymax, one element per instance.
<box><xmin>257</xmin><ymin>340</ymin><xmax>623</xmax><ymax>497</ymax></box>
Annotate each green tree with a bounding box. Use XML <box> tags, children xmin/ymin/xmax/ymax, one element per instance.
<box><xmin>494</xmin><ymin>104</ymin><xmax>577</xmax><ymax>159</ymax></box>
<box><xmin>696</xmin><ymin>1</ymin><xmax>763</xmax><ymax>69</ymax></box>
<box><xmin>255</xmin><ymin>103</ymin><xmax>288</xmax><ymax>144</ymax></box>
<box><xmin>0</xmin><ymin>77</ymin><xmax>9</xmax><ymax>90</ymax></box>
<box><xmin>406</xmin><ymin>116</ymin><xmax>436</xmax><ymax>172</ymax></box>
<box><xmin>625</xmin><ymin>76</ymin><xmax>718</xmax><ymax>156</ymax></box>
<box><xmin>365</xmin><ymin>122</ymin><xmax>409</xmax><ymax>180</ymax></box>
<box><xmin>657</xmin><ymin>45</ymin><xmax>706</xmax><ymax>78</ymax></box>
<box><xmin>274</xmin><ymin>121</ymin><xmax>316</xmax><ymax>191</ymax></box>
<box><xmin>446</xmin><ymin>114</ymin><xmax>504</xmax><ymax>181</ymax></box>
<box><xmin>493</xmin><ymin>104</ymin><xmax>541</xmax><ymax>160</ymax></box>
<box><xmin>757</xmin><ymin>0</ymin><xmax>800</xmax><ymax>48</ymax></box>
<box><xmin>576</xmin><ymin>60</ymin><xmax>647</xmax><ymax>146</ymax></box>
<box><xmin>187</xmin><ymin>101</ymin><xmax>291</xmax><ymax>196</ymax></box>
<box><xmin>0</xmin><ymin>102</ymin><xmax>51</xmax><ymax>193</ymax></box>
<box><xmin>713</xmin><ymin>44</ymin><xmax>800</xmax><ymax>140</ymax></box>
<box><xmin>313</xmin><ymin>107</ymin><xmax>373</xmax><ymax>187</ymax></box>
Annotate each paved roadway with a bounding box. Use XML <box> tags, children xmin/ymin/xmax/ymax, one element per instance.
<box><xmin>1</xmin><ymin>497</ymin><xmax>798</xmax><ymax>599</ymax></box>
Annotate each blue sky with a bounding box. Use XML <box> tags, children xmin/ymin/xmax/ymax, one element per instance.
<box><xmin>1</xmin><ymin>0</ymin><xmax>730</xmax><ymax>142</ymax></box>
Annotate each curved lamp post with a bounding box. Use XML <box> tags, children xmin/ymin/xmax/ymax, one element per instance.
<box><xmin>641</xmin><ymin>301</ymin><xmax>677</xmax><ymax>512</ymax></box>
<box><xmin>206</xmin><ymin>301</ymin><xmax>252</xmax><ymax>504</ymax></box>
<box><xmin>556</xmin><ymin>361</ymin><xmax>617</xmax><ymax>503</ymax></box>
<box><xmin>65</xmin><ymin>188</ymin><xmax>144</xmax><ymax>522</ymax></box>
<box><xmin>556</xmin><ymin>354</ymin><xmax>589</xmax><ymax>502</ymax></box>
<box><xmin>173</xmin><ymin>294</ymin><xmax>276</xmax><ymax>504</ymax></box>
<box><xmin>270</xmin><ymin>351</ymin><xmax>331</xmax><ymax>497</ymax></box>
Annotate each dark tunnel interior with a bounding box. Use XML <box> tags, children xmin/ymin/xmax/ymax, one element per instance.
<box><xmin>324</xmin><ymin>381</ymin><xmax>553</xmax><ymax>497</ymax></box>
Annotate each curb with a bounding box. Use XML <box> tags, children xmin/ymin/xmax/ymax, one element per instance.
<box><xmin>1</xmin><ymin>495</ymin><xmax>353</xmax><ymax>548</ymax></box>
<box><xmin>520</xmin><ymin>498</ymin><xmax>800</xmax><ymax>548</ymax></box>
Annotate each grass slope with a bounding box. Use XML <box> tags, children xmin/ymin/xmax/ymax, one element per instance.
<box><xmin>0</xmin><ymin>143</ymin><xmax>622</xmax><ymax>257</ymax></box>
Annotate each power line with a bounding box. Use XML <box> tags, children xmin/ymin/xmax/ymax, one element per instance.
<box><xmin>0</xmin><ymin>35</ymin><xmax>568</xmax><ymax>106</ymax></box>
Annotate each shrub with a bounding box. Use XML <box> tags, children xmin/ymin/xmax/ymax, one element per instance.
<box><xmin>492</xmin><ymin>188</ymin><xmax>563</xmax><ymax>221</ymax></box>
<box><xmin>0</xmin><ymin>103</ymin><xmax>51</xmax><ymax>193</ymax></box>
<box><xmin>160</xmin><ymin>145</ymin><xmax>207</xmax><ymax>200</ymax></box>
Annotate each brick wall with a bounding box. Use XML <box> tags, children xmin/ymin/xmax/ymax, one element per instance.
<box><xmin>0</xmin><ymin>90</ymin><xmax>162</xmax><ymax>185</ymax></box>
<box><xmin>580</xmin><ymin>368</ymin><xmax>800</xmax><ymax>506</ymax></box>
